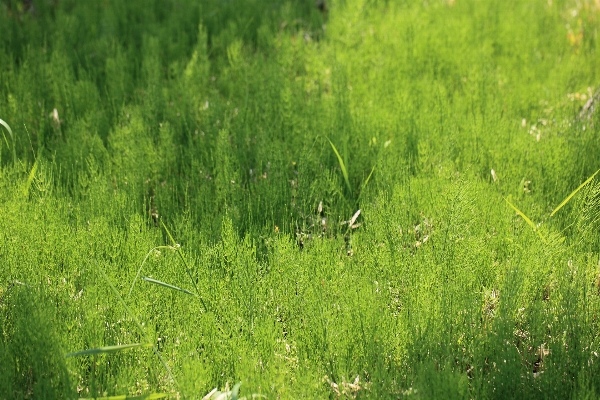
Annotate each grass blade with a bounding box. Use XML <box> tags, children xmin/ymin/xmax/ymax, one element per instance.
<box><xmin>0</xmin><ymin>118</ymin><xmax>13</xmax><ymax>146</ymax></box>
<box><xmin>327</xmin><ymin>138</ymin><xmax>352</xmax><ymax>193</ymax></box>
<box><xmin>504</xmin><ymin>197</ymin><xmax>547</xmax><ymax>244</ymax></box>
<box><xmin>142</xmin><ymin>276</ymin><xmax>197</xmax><ymax>296</ymax></box>
<box><xmin>161</xmin><ymin>220</ymin><xmax>178</xmax><ymax>247</ymax></box>
<box><xmin>350</xmin><ymin>209</ymin><xmax>361</xmax><ymax>226</ymax></box>
<box><xmin>550</xmin><ymin>168</ymin><xmax>600</xmax><ymax>217</ymax></box>
<box><xmin>0</xmin><ymin>118</ymin><xmax>15</xmax><ymax>165</ymax></box>
<box><xmin>362</xmin><ymin>165</ymin><xmax>375</xmax><ymax>190</ymax></box>
<box><xmin>65</xmin><ymin>343</ymin><xmax>152</xmax><ymax>358</ymax></box>
<box><xmin>231</xmin><ymin>382</ymin><xmax>242</xmax><ymax>400</ymax></box>
<box><xmin>23</xmin><ymin>158</ymin><xmax>38</xmax><ymax>196</ymax></box>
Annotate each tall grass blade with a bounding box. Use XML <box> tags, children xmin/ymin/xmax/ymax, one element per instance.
<box><xmin>65</xmin><ymin>343</ymin><xmax>152</xmax><ymax>357</ymax></box>
<box><xmin>550</xmin><ymin>168</ymin><xmax>600</xmax><ymax>217</ymax></box>
<box><xmin>504</xmin><ymin>197</ymin><xmax>547</xmax><ymax>243</ymax></box>
<box><xmin>327</xmin><ymin>138</ymin><xmax>352</xmax><ymax>193</ymax></box>
<box><xmin>161</xmin><ymin>220</ymin><xmax>178</xmax><ymax>246</ymax></box>
<box><xmin>362</xmin><ymin>166</ymin><xmax>375</xmax><ymax>191</ymax></box>
<box><xmin>357</xmin><ymin>166</ymin><xmax>375</xmax><ymax>203</ymax></box>
<box><xmin>142</xmin><ymin>276</ymin><xmax>197</xmax><ymax>296</ymax></box>
<box><xmin>23</xmin><ymin>158</ymin><xmax>38</xmax><ymax>196</ymax></box>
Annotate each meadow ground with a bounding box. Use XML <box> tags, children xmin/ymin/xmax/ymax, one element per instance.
<box><xmin>1</xmin><ymin>0</ymin><xmax>600</xmax><ymax>398</ymax></box>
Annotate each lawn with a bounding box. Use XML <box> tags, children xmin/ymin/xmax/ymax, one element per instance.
<box><xmin>1</xmin><ymin>0</ymin><xmax>600</xmax><ymax>398</ymax></box>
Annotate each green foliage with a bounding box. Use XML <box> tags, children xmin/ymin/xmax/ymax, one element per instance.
<box><xmin>1</xmin><ymin>0</ymin><xmax>600</xmax><ymax>398</ymax></box>
<box><xmin>0</xmin><ymin>285</ymin><xmax>74</xmax><ymax>399</ymax></box>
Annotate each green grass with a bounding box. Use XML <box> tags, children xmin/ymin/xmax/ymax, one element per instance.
<box><xmin>1</xmin><ymin>0</ymin><xmax>600</xmax><ymax>398</ymax></box>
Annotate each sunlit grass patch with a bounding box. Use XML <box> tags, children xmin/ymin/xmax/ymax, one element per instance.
<box><xmin>1</xmin><ymin>0</ymin><xmax>600</xmax><ymax>397</ymax></box>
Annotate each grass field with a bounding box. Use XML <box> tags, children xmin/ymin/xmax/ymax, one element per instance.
<box><xmin>2</xmin><ymin>0</ymin><xmax>600</xmax><ymax>398</ymax></box>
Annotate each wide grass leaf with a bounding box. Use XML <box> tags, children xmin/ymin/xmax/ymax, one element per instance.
<box><xmin>65</xmin><ymin>343</ymin><xmax>152</xmax><ymax>357</ymax></box>
<box><xmin>328</xmin><ymin>138</ymin><xmax>352</xmax><ymax>193</ymax></box>
<box><xmin>0</xmin><ymin>118</ymin><xmax>13</xmax><ymax>145</ymax></box>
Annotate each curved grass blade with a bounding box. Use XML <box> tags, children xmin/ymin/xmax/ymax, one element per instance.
<box><xmin>231</xmin><ymin>382</ymin><xmax>242</xmax><ymax>400</ymax></box>
<box><xmin>0</xmin><ymin>118</ymin><xmax>16</xmax><ymax>165</ymax></box>
<box><xmin>550</xmin><ymin>168</ymin><xmax>600</xmax><ymax>217</ymax></box>
<box><xmin>0</xmin><ymin>118</ymin><xmax>13</xmax><ymax>146</ymax></box>
<box><xmin>349</xmin><ymin>209</ymin><xmax>361</xmax><ymax>226</ymax></box>
<box><xmin>327</xmin><ymin>138</ymin><xmax>352</xmax><ymax>193</ymax></box>
<box><xmin>504</xmin><ymin>197</ymin><xmax>547</xmax><ymax>244</ymax></box>
<box><xmin>142</xmin><ymin>276</ymin><xmax>197</xmax><ymax>296</ymax></box>
<box><xmin>78</xmin><ymin>393</ymin><xmax>168</xmax><ymax>400</ymax></box>
<box><xmin>65</xmin><ymin>343</ymin><xmax>152</xmax><ymax>358</ymax></box>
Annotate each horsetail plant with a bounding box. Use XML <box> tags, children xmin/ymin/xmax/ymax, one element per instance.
<box><xmin>91</xmin><ymin>262</ymin><xmax>180</xmax><ymax>393</ymax></box>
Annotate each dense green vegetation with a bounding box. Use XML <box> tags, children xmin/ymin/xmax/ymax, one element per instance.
<box><xmin>1</xmin><ymin>0</ymin><xmax>600</xmax><ymax>398</ymax></box>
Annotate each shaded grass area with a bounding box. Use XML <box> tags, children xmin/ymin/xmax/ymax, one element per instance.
<box><xmin>1</xmin><ymin>0</ymin><xmax>600</xmax><ymax>398</ymax></box>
